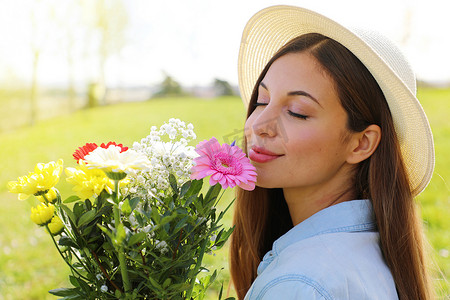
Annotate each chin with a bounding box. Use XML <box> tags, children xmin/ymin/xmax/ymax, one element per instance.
<box><xmin>255</xmin><ymin>180</ymin><xmax>279</xmax><ymax>189</ymax></box>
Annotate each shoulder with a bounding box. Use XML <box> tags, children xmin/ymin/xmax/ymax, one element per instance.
<box><xmin>246</xmin><ymin>277</ymin><xmax>332</xmax><ymax>300</ymax></box>
<box><xmin>247</xmin><ymin>232</ymin><xmax>398</xmax><ymax>299</ymax></box>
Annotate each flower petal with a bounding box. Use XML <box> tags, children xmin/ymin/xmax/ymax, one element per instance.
<box><xmin>238</xmin><ymin>180</ymin><xmax>256</xmax><ymax>191</ymax></box>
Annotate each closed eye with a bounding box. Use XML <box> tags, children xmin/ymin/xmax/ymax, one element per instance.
<box><xmin>254</xmin><ymin>102</ymin><xmax>268</xmax><ymax>107</ymax></box>
<box><xmin>288</xmin><ymin>111</ymin><xmax>308</xmax><ymax>120</ymax></box>
<box><xmin>254</xmin><ymin>102</ymin><xmax>308</xmax><ymax>120</ymax></box>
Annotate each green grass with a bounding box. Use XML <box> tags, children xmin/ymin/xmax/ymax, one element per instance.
<box><xmin>0</xmin><ymin>91</ymin><xmax>448</xmax><ymax>299</ymax></box>
<box><xmin>416</xmin><ymin>88</ymin><xmax>450</xmax><ymax>298</ymax></box>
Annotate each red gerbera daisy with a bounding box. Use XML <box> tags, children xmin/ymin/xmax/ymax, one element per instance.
<box><xmin>73</xmin><ymin>143</ymin><xmax>98</xmax><ymax>163</ymax></box>
<box><xmin>73</xmin><ymin>142</ymin><xmax>128</xmax><ymax>163</ymax></box>
<box><xmin>100</xmin><ymin>142</ymin><xmax>128</xmax><ymax>152</ymax></box>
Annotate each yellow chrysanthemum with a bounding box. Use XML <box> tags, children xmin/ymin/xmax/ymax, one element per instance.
<box><xmin>36</xmin><ymin>187</ymin><xmax>58</xmax><ymax>203</ymax></box>
<box><xmin>8</xmin><ymin>159</ymin><xmax>63</xmax><ymax>200</ymax></box>
<box><xmin>65</xmin><ymin>161</ymin><xmax>129</xmax><ymax>199</ymax></box>
<box><xmin>48</xmin><ymin>216</ymin><xmax>64</xmax><ymax>235</ymax></box>
<box><xmin>30</xmin><ymin>203</ymin><xmax>55</xmax><ymax>226</ymax></box>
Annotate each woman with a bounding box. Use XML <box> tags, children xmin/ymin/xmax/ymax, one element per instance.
<box><xmin>230</xmin><ymin>5</ymin><xmax>435</xmax><ymax>300</ymax></box>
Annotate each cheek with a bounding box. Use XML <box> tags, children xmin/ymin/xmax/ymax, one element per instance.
<box><xmin>286</xmin><ymin>126</ymin><xmax>341</xmax><ymax>161</ymax></box>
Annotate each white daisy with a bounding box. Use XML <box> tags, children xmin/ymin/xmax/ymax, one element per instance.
<box><xmin>84</xmin><ymin>145</ymin><xmax>151</xmax><ymax>180</ymax></box>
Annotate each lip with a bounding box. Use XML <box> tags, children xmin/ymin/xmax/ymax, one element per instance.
<box><xmin>248</xmin><ymin>146</ymin><xmax>283</xmax><ymax>163</ymax></box>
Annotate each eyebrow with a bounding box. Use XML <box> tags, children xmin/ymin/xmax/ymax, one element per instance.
<box><xmin>260</xmin><ymin>82</ymin><xmax>322</xmax><ymax>108</ymax></box>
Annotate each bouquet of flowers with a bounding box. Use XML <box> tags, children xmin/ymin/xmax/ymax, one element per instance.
<box><xmin>7</xmin><ymin>118</ymin><xmax>256</xmax><ymax>299</ymax></box>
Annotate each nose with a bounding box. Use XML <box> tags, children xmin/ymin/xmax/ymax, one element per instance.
<box><xmin>251</xmin><ymin>106</ymin><xmax>280</xmax><ymax>138</ymax></box>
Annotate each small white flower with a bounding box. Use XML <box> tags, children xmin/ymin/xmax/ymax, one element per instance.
<box><xmin>100</xmin><ymin>285</ymin><xmax>108</xmax><ymax>293</ymax></box>
<box><xmin>210</xmin><ymin>234</ymin><xmax>217</xmax><ymax>242</ymax></box>
<box><xmin>96</xmin><ymin>273</ymin><xmax>103</xmax><ymax>280</ymax></box>
<box><xmin>155</xmin><ymin>240</ymin><xmax>169</xmax><ymax>254</ymax></box>
<box><xmin>142</xmin><ymin>225</ymin><xmax>153</xmax><ymax>233</ymax></box>
<box><xmin>129</xmin><ymin>214</ymin><xmax>138</xmax><ymax>227</ymax></box>
<box><xmin>126</xmin><ymin>118</ymin><xmax>198</xmax><ymax>200</ymax></box>
<box><xmin>136</xmin><ymin>175</ymin><xmax>145</xmax><ymax>183</ymax></box>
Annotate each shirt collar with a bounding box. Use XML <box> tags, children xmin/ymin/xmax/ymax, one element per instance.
<box><xmin>273</xmin><ymin>199</ymin><xmax>376</xmax><ymax>256</ymax></box>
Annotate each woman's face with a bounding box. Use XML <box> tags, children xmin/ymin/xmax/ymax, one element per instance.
<box><xmin>245</xmin><ymin>52</ymin><xmax>356</xmax><ymax>192</ymax></box>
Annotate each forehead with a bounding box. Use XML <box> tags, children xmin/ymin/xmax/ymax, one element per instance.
<box><xmin>260</xmin><ymin>52</ymin><xmax>338</xmax><ymax>100</ymax></box>
<box><xmin>264</xmin><ymin>52</ymin><xmax>331</xmax><ymax>85</ymax></box>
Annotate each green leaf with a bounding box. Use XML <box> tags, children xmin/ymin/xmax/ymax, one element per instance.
<box><xmin>77</xmin><ymin>210</ymin><xmax>96</xmax><ymax>227</ymax></box>
<box><xmin>185</xmin><ymin>179</ymin><xmax>203</xmax><ymax>198</ymax></box>
<box><xmin>216</xmin><ymin>198</ymin><xmax>236</xmax><ymax>223</ymax></box>
<box><xmin>69</xmin><ymin>275</ymin><xmax>79</xmax><ymax>288</ymax></box>
<box><xmin>73</xmin><ymin>277</ymin><xmax>90</xmax><ymax>293</ymax></box>
<box><xmin>60</xmin><ymin>295</ymin><xmax>84</xmax><ymax>300</ymax></box>
<box><xmin>159</xmin><ymin>213</ymin><xmax>177</xmax><ymax>226</ymax></box>
<box><xmin>64</xmin><ymin>195</ymin><xmax>81</xmax><ymax>203</ymax></box>
<box><xmin>58</xmin><ymin>236</ymin><xmax>79</xmax><ymax>249</ymax></box>
<box><xmin>73</xmin><ymin>202</ymin><xmax>84</xmax><ymax>219</ymax></box>
<box><xmin>174</xmin><ymin>215</ymin><xmax>189</xmax><ymax>232</ymax></box>
<box><xmin>163</xmin><ymin>278</ymin><xmax>172</xmax><ymax>288</ymax></box>
<box><xmin>169</xmin><ymin>173</ymin><xmax>178</xmax><ymax>194</ymax></box>
<box><xmin>204</xmin><ymin>183</ymin><xmax>221</xmax><ymax>203</ymax></box>
<box><xmin>129</xmin><ymin>197</ymin><xmax>140</xmax><ymax>212</ymax></box>
<box><xmin>60</xmin><ymin>204</ymin><xmax>76</xmax><ymax>225</ymax></box>
<box><xmin>97</xmin><ymin>224</ymin><xmax>114</xmax><ymax>241</ymax></box>
<box><xmin>193</xmin><ymin>197</ymin><xmax>204</xmax><ymax>214</ymax></box>
<box><xmin>84</xmin><ymin>199</ymin><xmax>92</xmax><ymax>211</ymax></box>
<box><xmin>48</xmin><ymin>288</ymin><xmax>79</xmax><ymax>296</ymax></box>
<box><xmin>148</xmin><ymin>276</ymin><xmax>163</xmax><ymax>290</ymax></box>
<box><xmin>180</xmin><ymin>181</ymin><xmax>191</xmax><ymax>197</ymax></box>
<box><xmin>121</xmin><ymin>198</ymin><xmax>132</xmax><ymax>215</ymax></box>
<box><xmin>185</xmin><ymin>195</ymin><xmax>198</xmax><ymax>207</ymax></box>
<box><xmin>215</xmin><ymin>227</ymin><xmax>235</xmax><ymax>248</ymax></box>
<box><xmin>128</xmin><ymin>231</ymin><xmax>146</xmax><ymax>247</ymax></box>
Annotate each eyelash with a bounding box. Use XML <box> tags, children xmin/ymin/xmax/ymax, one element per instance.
<box><xmin>253</xmin><ymin>102</ymin><xmax>309</xmax><ymax>120</ymax></box>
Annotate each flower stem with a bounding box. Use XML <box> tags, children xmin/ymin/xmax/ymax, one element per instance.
<box><xmin>45</xmin><ymin>226</ymin><xmax>89</xmax><ymax>281</ymax></box>
<box><xmin>113</xmin><ymin>179</ymin><xmax>131</xmax><ymax>294</ymax></box>
<box><xmin>214</xmin><ymin>189</ymin><xmax>227</xmax><ymax>207</ymax></box>
<box><xmin>185</xmin><ymin>236</ymin><xmax>209</xmax><ymax>299</ymax></box>
<box><xmin>90</xmin><ymin>248</ymin><xmax>123</xmax><ymax>294</ymax></box>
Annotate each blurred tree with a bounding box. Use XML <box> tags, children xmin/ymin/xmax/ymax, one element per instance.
<box><xmin>51</xmin><ymin>1</ymin><xmax>83</xmax><ymax>112</ymax></box>
<box><xmin>81</xmin><ymin>0</ymin><xmax>128</xmax><ymax>106</ymax></box>
<box><xmin>29</xmin><ymin>0</ymin><xmax>54</xmax><ymax>125</ymax></box>
<box><xmin>153</xmin><ymin>73</ymin><xmax>186</xmax><ymax>97</ymax></box>
<box><xmin>213</xmin><ymin>78</ymin><xmax>235</xmax><ymax>96</ymax></box>
<box><xmin>87</xmin><ymin>82</ymin><xmax>104</xmax><ymax>108</ymax></box>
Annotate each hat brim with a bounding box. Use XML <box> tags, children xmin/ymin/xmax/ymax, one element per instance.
<box><xmin>238</xmin><ymin>5</ymin><xmax>434</xmax><ymax>196</ymax></box>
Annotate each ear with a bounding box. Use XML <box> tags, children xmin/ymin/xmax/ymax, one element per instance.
<box><xmin>346</xmin><ymin>124</ymin><xmax>381</xmax><ymax>164</ymax></box>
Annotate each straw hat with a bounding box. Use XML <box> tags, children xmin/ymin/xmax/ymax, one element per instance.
<box><xmin>238</xmin><ymin>5</ymin><xmax>434</xmax><ymax>196</ymax></box>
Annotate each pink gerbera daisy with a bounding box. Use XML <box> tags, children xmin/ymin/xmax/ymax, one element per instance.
<box><xmin>190</xmin><ymin>137</ymin><xmax>257</xmax><ymax>190</ymax></box>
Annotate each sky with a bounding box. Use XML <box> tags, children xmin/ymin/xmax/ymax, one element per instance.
<box><xmin>0</xmin><ymin>0</ymin><xmax>449</xmax><ymax>89</ymax></box>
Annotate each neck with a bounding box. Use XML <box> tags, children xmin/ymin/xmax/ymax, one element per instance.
<box><xmin>283</xmin><ymin>177</ymin><xmax>356</xmax><ymax>226</ymax></box>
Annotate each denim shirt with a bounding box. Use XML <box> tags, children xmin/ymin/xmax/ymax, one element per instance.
<box><xmin>244</xmin><ymin>200</ymin><xmax>399</xmax><ymax>300</ymax></box>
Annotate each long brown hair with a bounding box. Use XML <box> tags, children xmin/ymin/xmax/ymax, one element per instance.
<box><xmin>230</xmin><ymin>33</ymin><xmax>434</xmax><ymax>299</ymax></box>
